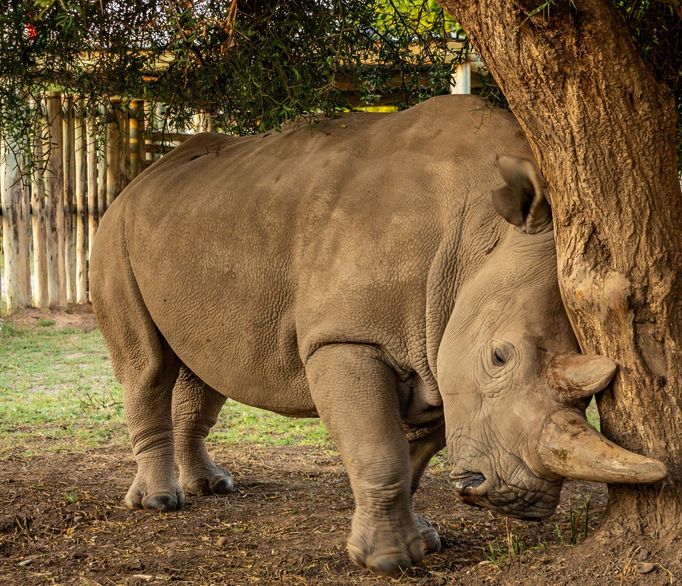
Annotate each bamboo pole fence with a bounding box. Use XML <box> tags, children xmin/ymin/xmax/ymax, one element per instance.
<box><xmin>0</xmin><ymin>94</ymin><xmax>198</xmax><ymax>314</ymax></box>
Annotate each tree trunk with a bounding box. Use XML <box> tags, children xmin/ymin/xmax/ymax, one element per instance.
<box><xmin>439</xmin><ymin>0</ymin><xmax>681</xmax><ymax>541</ymax></box>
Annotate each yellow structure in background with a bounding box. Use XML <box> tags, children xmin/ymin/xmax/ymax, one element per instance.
<box><xmin>353</xmin><ymin>105</ymin><xmax>399</xmax><ymax>113</ymax></box>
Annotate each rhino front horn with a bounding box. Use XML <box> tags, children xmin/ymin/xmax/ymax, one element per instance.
<box><xmin>537</xmin><ymin>410</ymin><xmax>667</xmax><ymax>484</ymax></box>
<box><xmin>548</xmin><ymin>352</ymin><xmax>617</xmax><ymax>401</ymax></box>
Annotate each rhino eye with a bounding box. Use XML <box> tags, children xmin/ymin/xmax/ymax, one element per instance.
<box><xmin>492</xmin><ymin>348</ymin><xmax>507</xmax><ymax>366</ymax></box>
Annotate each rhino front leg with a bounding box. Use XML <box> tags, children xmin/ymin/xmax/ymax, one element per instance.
<box><xmin>172</xmin><ymin>366</ymin><xmax>235</xmax><ymax>495</ymax></box>
<box><xmin>305</xmin><ymin>344</ymin><xmax>423</xmax><ymax>577</ymax></box>
<box><xmin>408</xmin><ymin>423</ymin><xmax>446</xmax><ymax>553</ymax></box>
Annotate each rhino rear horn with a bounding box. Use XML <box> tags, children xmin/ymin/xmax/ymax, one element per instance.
<box><xmin>548</xmin><ymin>352</ymin><xmax>617</xmax><ymax>401</ymax></box>
<box><xmin>537</xmin><ymin>410</ymin><xmax>667</xmax><ymax>484</ymax></box>
<box><xmin>492</xmin><ymin>155</ymin><xmax>552</xmax><ymax>233</ymax></box>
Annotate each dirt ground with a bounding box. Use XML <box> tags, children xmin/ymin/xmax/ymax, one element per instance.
<box><xmin>1</xmin><ymin>308</ymin><xmax>679</xmax><ymax>585</ymax></box>
<box><xmin>5</xmin><ymin>305</ymin><xmax>99</xmax><ymax>332</ymax></box>
<box><xmin>3</xmin><ymin>442</ymin><xmax>677</xmax><ymax>585</ymax></box>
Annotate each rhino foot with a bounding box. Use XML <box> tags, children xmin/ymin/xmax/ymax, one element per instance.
<box><xmin>347</xmin><ymin>512</ymin><xmax>424</xmax><ymax>577</ymax></box>
<box><xmin>413</xmin><ymin>514</ymin><xmax>441</xmax><ymax>553</ymax></box>
<box><xmin>125</xmin><ymin>472</ymin><xmax>185</xmax><ymax>511</ymax></box>
<box><xmin>179</xmin><ymin>463</ymin><xmax>235</xmax><ymax>496</ymax></box>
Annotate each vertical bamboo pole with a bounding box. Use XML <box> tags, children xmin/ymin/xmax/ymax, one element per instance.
<box><xmin>44</xmin><ymin>92</ymin><xmax>66</xmax><ymax>308</ymax></box>
<box><xmin>106</xmin><ymin>104</ymin><xmax>121</xmax><ymax>208</ymax></box>
<box><xmin>144</xmin><ymin>101</ymin><xmax>154</xmax><ymax>163</ymax></box>
<box><xmin>117</xmin><ymin>100</ymin><xmax>129</xmax><ymax>190</ymax></box>
<box><xmin>0</xmin><ymin>139</ymin><xmax>24</xmax><ymax>312</ymax></box>
<box><xmin>42</xmin><ymin>97</ymin><xmax>57</xmax><ymax>306</ymax></box>
<box><xmin>62</xmin><ymin>95</ymin><xmax>76</xmax><ymax>304</ymax></box>
<box><xmin>31</xmin><ymin>122</ymin><xmax>49</xmax><ymax>309</ymax></box>
<box><xmin>17</xmin><ymin>151</ymin><xmax>31</xmax><ymax>306</ymax></box>
<box><xmin>86</xmin><ymin>114</ymin><xmax>98</xmax><ymax>264</ymax></box>
<box><xmin>137</xmin><ymin>100</ymin><xmax>146</xmax><ymax>169</ymax></box>
<box><xmin>154</xmin><ymin>103</ymin><xmax>163</xmax><ymax>161</ymax></box>
<box><xmin>129</xmin><ymin>100</ymin><xmax>140</xmax><ymax>179</ymax></box>
<box><xmin>74</xmin><ymin>103</ymin><xmax>88</xmax><ymax>303</ymax></box>
<box><xmin>0</xmin><ymin>164</ymin><xmax>2</xmax><ymax>307</ymax></box>
<box><xmin>97</xmin><ymin>107</ymin><xmax>107</xmax><ymax>221</ymax></box>
<box><xmin>194</xmin><ymin>111</ymin><xmax>213</xmax><ymax>133</ymax></box>
<box><xmin>0</xmin><ymin>140</ymin><xmax>14</xmax><ymax>312</ymax></box>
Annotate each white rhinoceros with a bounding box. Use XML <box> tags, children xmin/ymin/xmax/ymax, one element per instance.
<box><xmin>90</xmin><ymin>95</ymin><xmax>665</xmax><ymax>576</ymax></box>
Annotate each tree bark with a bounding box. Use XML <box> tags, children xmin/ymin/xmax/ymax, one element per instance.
<box><xmin>439</xmin><ymin>0</ymin><xmax>681</xmax><ymax>540</ymax></box>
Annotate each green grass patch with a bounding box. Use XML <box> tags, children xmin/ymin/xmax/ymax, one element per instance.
<box><xmin>0</xmin><ymin>325</ymin><xmax>126</xmax><ymax>458</ymax></box>
<box><xmin>586</xmin><ymin>397</ymin><xmax>600</xmax><ymax>430</ymax></box>
<box><xmin>0</xmin><ymin>322</ymin><xmax>331</xmax><ymax>460</ymax></box>
<box><xmin>0</xmin><ymin>321</ymin><xmax>602</xmax><ymax>461</ymax></box>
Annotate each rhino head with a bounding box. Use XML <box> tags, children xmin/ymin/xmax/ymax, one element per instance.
<box><xmin>437</xmin><ymin>156</ymin><xmax>666</xmax><ymax>520</ymax></box>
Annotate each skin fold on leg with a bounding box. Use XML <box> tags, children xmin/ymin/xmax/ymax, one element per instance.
<box><xmin>305</xmin><ymin>343</ymin><xmax>425</xmax><ymax>577</ymax></box>
<box><xmin>172</xmin><ymin>366</ymin><xmax>234</xmax><ymax>495</ymax></box>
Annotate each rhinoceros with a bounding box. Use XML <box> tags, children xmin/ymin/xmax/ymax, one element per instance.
<box><xmin>90</xmin><ymin>95</ymin><xmax>665</xmax><ymax>576</ymax></box>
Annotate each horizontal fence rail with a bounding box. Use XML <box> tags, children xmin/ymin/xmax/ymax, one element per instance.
<box><xmin>0</xmin><ymin>93</ymin><xmax>199</xmax><ymax>314</ymax></box>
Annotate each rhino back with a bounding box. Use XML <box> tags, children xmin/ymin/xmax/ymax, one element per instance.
<box><xmin>118</xmin><ymin>95</ymin><xmax>529</xmax><ymax>414</ymax></box>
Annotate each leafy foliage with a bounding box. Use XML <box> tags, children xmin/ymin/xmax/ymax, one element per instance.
<box><xmin>615</xmin><ymin>0</ymin><xmax>681</xmax><ymax>165</ymax></box>
<box><xmin>0</xmin><ymin>0</ymin><xmax>460</xmax><ymax>150</ymax></box>
<box><xmin>2</xmin><ymin>1</ymin><xmax>677</xmax><ymax>162</ymax></box>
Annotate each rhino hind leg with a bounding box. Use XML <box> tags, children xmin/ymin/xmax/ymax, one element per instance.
<box><xmin>172</xmin><ymin>367</ymin><xmax>234</xmax><ymax>495</ymax></box>
<box><xmin>408</xmin><ymin>423</ymin><xmax>446</xmax><ymax>553</ymax></box>
<box><xmin>119</xmin><ymin>338</ymin><xmax>184</xmax><ymax>512</ymax></box>
<box><xmin>305</xmin><ymin>343</ymin><xmax>425</xmax><ymax>577</ymax></box>
<box><xmin>90</xmin><ymin>227</ymin><xmax>183</xmax><ymax>512</ymax></box>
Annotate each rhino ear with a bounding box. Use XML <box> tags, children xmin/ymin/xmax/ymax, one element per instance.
<box><xmin>492</xmin><ymin>155</ymin><xmax>552</xmax><ymax>234</ymax></box>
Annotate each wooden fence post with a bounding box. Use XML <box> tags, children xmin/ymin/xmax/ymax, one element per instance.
<box><xmin>62</xmin><ymin>95</ymin><xmax>76</xmax><ymax>304</ymax></box>
<box><xmin>86</xmin><ymin>114</ymin><xmax>98</xmax><ymax>266</ymax></box>
<box><xmin>18</xmin><ymin>151</ymin><xmax>31</xmax><ymax>306</ymax></box>
<box><xmin>117</xmin><ymin>100</ymin><xmax>130</xmax><ymax>189</ymax></box>
<box><xmin>129</xmin><ymin>100</ymin><xmax>140</xmax><ymax>179</ymax></box>
<box><xmin>31</xmin><ymin>120</ymin><xmax>49</xmax><ymax>310</ymax></box>
<box><xmin>143</xmin><ymin>101</ymin><xmax>154</xmax><ymax>163</ymax></box>
<box><xmin>106</xmin><ymin>103</ymin><xmax>120</xmax><ymax>208</ymax></box>
<box><xmin>45</xmin><ymin>92</ymin><xmax>67</xmax><ymax>308</ymax></box>
<box><xmin>137</xmin><ymin>101</ymin><xmax>146</xmax><ymax>169</ymax></box>
<box><xmin>74</xmin><ymin>103</ymin><xmax>88</xmax><ymax>303</ymax></box>
<box><xmin>0</xmin><ymin>139</ymin><xmax>28</xmax><ymax>312</ymax></box>
<box><xmin>194</xmin><ymin>111</ymin><xmax>213</xmax><ymax>133</ymax></box>
<box><xmin>97</xmin><ymin>107</ymin><xmax>107</xmax><ymax>221</ymax></box>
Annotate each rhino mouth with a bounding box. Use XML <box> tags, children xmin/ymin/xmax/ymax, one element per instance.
<box><xmin>464</xmin><ymin>492</ymin><xmax>558</xmax><ymax>520</ymax></box>
<box><xmin>450</xmin><ymin>471</ymin><xmax>487</xmax><ymax>495</ymax></box>
<box><xmin>451</xmin><ymin>471</ymin><xmax>560</xmax><ymax>520</ymax></box>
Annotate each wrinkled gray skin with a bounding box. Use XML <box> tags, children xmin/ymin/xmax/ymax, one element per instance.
<box><xmin>90</xmin><ymin>95</ymin><xmax>579</xmax><ymax>576</ymax></box>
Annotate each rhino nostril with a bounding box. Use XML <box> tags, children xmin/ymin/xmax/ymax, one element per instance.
<box><xmin>450</xmin><ymin>471</ymin><xmax>486</xmax><ymax>494</ymax></box>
